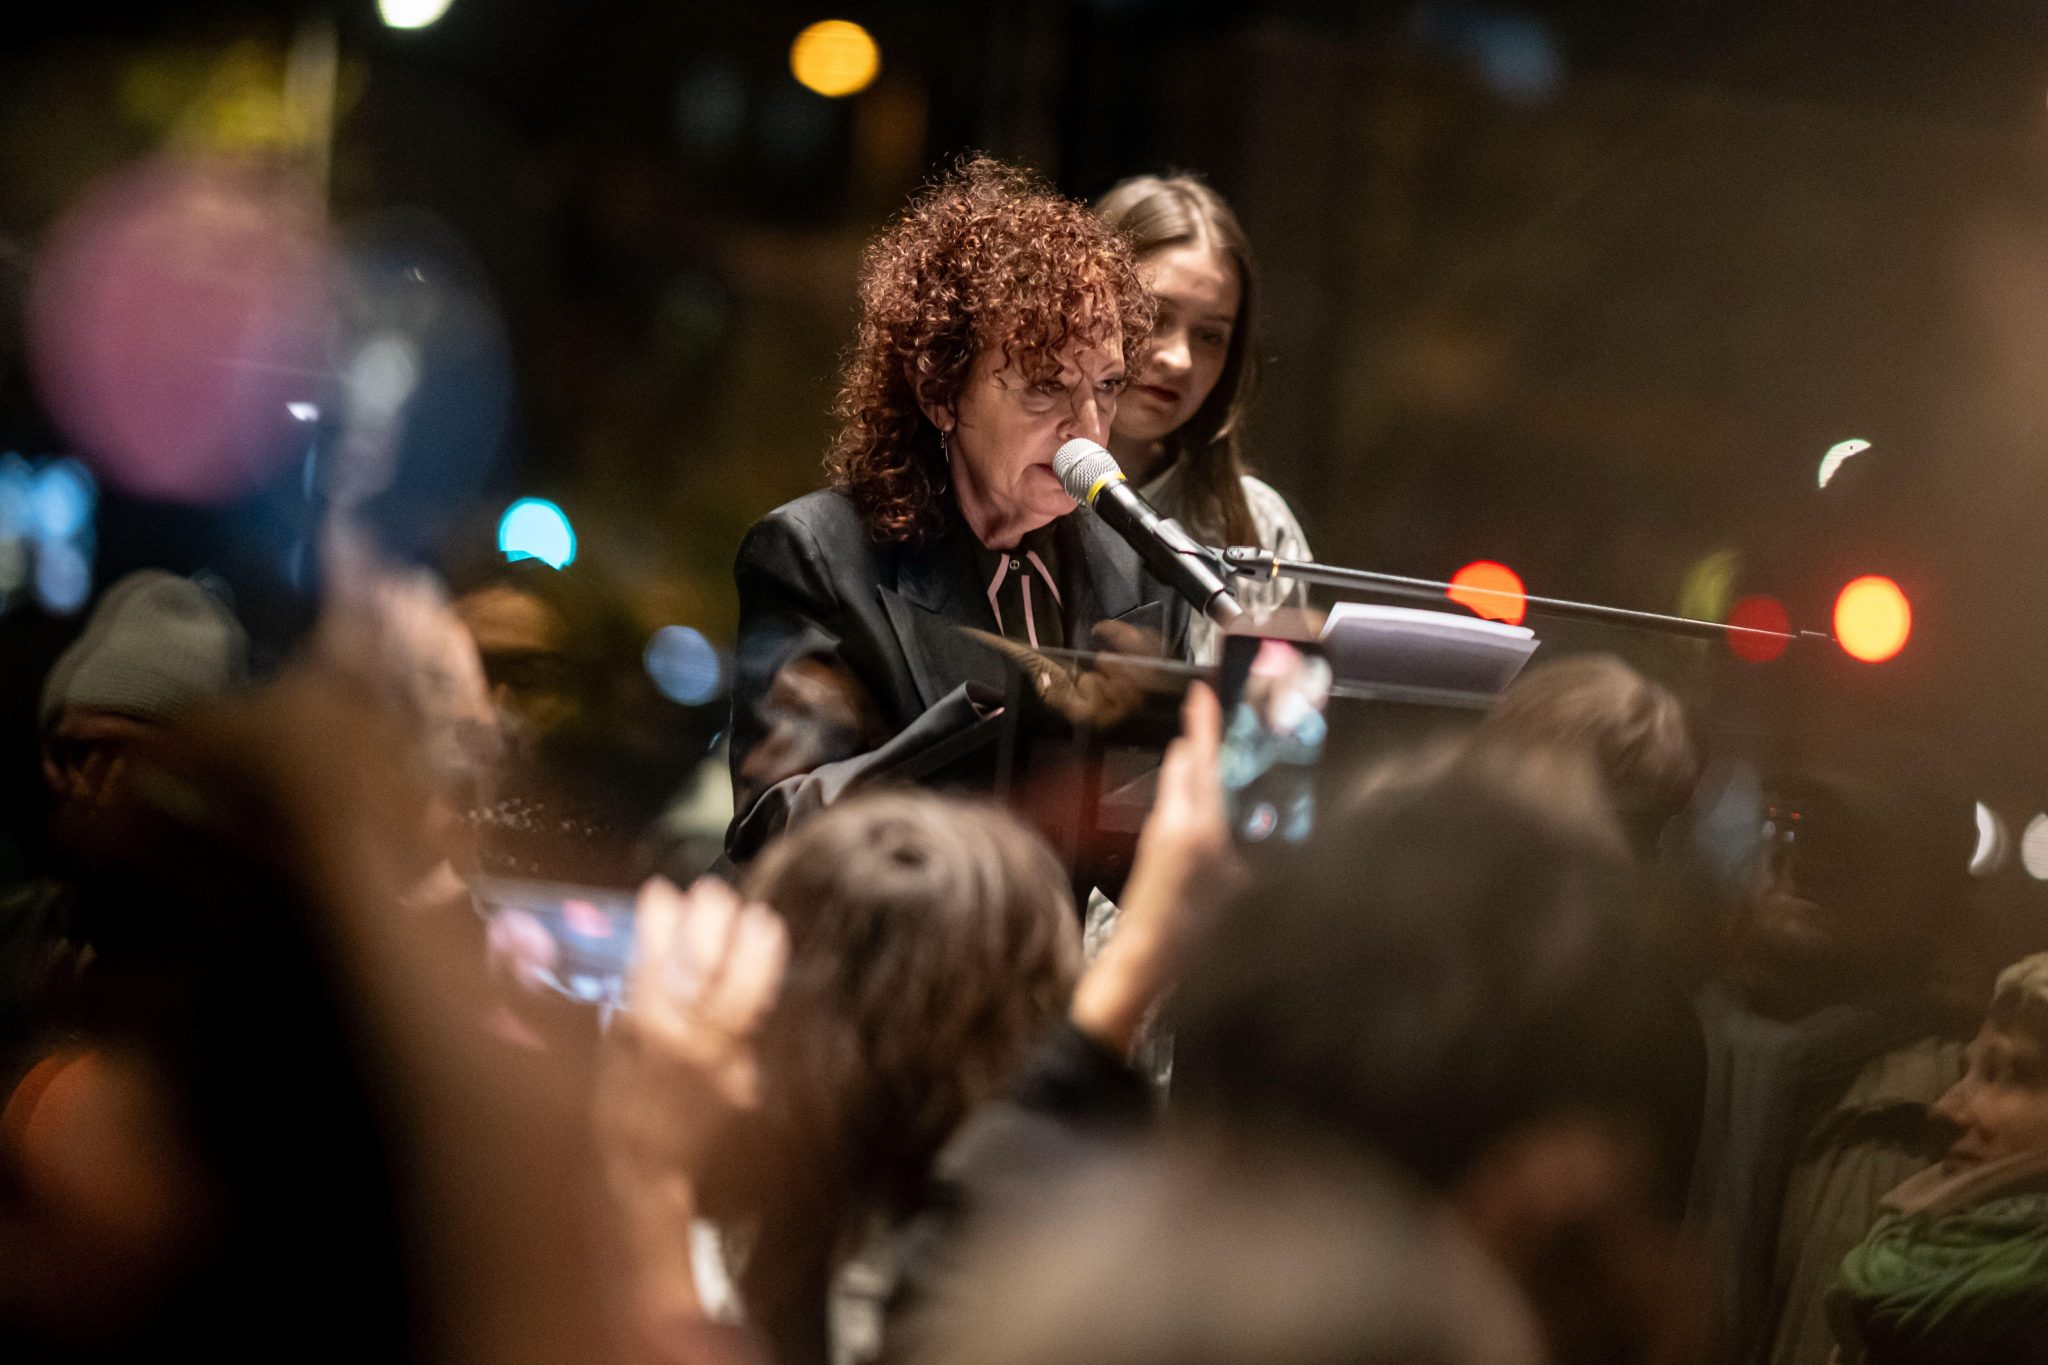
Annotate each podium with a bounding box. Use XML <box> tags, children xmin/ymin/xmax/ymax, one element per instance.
<box><xmin>868</xmin><ymin>642</ymin><xmax>1500</xmax><ymax>907</ymax></box>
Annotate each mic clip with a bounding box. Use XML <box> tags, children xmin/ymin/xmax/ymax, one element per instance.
<box><xmin>1218</xmin><ymin>544</ymin><xmax>1278</xmax><ymax>582</ymax></box>
<box><xmin>1154</xmin><ymin>517</ymin><xmax>1232</xmax><ymax>581</ymax></box>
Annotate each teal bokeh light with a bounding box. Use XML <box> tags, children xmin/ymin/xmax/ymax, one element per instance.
<box><xmin>497</xmin><ymin>497</ymin><xmax>576</xmax><ymax>569</ymax></box>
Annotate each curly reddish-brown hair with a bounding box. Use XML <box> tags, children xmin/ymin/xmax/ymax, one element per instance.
<box><xmin>826</xmin><ymin>155</ymin><xmax>1155</xmax><ymax>543</ymax></box>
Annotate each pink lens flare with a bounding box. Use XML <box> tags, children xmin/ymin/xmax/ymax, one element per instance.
<box><xmin>28</xmin><ymin>158</ymin><xmax>331</xmax><ymax>503</ymax></box>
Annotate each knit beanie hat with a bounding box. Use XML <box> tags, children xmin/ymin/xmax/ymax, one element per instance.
<box><xmin>1990</xmin><ymin>953</ymin><xmax>2048</xmax><ymax>1043</ymax></box>
<box><xmin>39</xmin><ymin>570</ymin><xmax>248</xmax><ymax>728</ymax></box>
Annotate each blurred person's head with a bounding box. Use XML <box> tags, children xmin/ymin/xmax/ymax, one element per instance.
<box><xmin>447</xmin><ymin>556</ymin><xmax>583</xmax><ymax>749</ymax></box>
<box><xmin>443</xmin><ymin>549</ymin><xmax>679</xmax><ymax>882</ymax></box>
<box><xmin>1726</xmin><ymin>752</ymin><xmax>1972</xmax><ymax>1019</ymax></box>
<box><xmin>37</xmin><ymin>571</ymin><xmax>246</xmax><ymax>828</ymax></box>
<box><xmin>827</xmin><ymin>155</ymin><xmax>1154</xmax><ymax>549</ymax></box>
<box><xmin>1095</xmin><ymin>173</ymin><xmax>1263</xmax><ymax>545</ymax></box>
<box><xmin>1930</xmin><ymin>952</ymin><xmax>2048</xmax><ymax>1175</ymax></box>
<box><xmin>918</xmin><ymin>1138</ymin><xmax>1543</xmax><ymax>1365</ymax></box>
<box><xmin>1175</xmin><ymin>741</ymin><xmax>1652</xmax><ymax>1186</ymax></box>
<box><xmin>702</xmin><ymin>792</ymin><xmax>1082</xmax><ymax>1365</ymax></box>
<box><xmin>3</xmin><ymin>672</ymin><xmax>610</xmax><ymax>1365</ymax></box>
<box><xmin>1481</xmin><ymin>654</ymin><xmax>1699</xmax><ymax>861</ymax></box>
<box><xmin>331</xmin><ymin>564</ymin><xmax>500</xmax><ymax>896</ymax></box>
<box><xmin>1172</xmin><ymin>741</ymin><xmax>1696</xmax><ymax>1364</ymax></box>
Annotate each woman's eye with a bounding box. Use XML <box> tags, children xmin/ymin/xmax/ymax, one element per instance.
<box><xmin>1197</xmin><ymin>329</ymin><xmax>1229</xmax><ymax>348</ymax></box>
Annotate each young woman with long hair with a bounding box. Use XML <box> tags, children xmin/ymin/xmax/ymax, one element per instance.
<box><xmin>1095</xmin><ymin>175</ymin><xmax>1312</xmax><ymax>662</ymax></box>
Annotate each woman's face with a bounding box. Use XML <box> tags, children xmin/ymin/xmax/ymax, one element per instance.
<box><xmin>943</xmin><ymin>330</ymin><xmax>1127</xmax><ymax>547</ymax></box>
<box><xmin>1932</xmin><ymin>1019</ymin><xmax>2048</xmax><ymax>1172</ymax></box>
<box><xmin>1114</xmin><ymin>241</ymin><xmax>1241</xmax><ymax>447</ymax></box>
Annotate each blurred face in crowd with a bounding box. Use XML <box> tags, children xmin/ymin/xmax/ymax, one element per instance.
<box><xmin>1113</xmin><ymin>241</ymin><xmax>1240</xmax><ymax>448</ymax></box>
<box><xmin>1732</xmin><ymin>793</ymin><xmax>1915</xmax><ymax>1008</ymax></box>
<box><xmin>42</xmin><ymin>708</ymin><xmax>155</xmax><ymax>815</ymax></box>
<box><xmin>937</xmin><ymin>326</ymin><xmax>1126</xmax><ymax>549</ymax></box>
<box><xmin>453</xmin><ymin>584</ymin><xmax>575</xmax><ymax>747</ymax></box>
<box><xmin>1932</xmin><ymin>1016</ymin><xmax>2048</xmax><ymax>1173</ymax></box>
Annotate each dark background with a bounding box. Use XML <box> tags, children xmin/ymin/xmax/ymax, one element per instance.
<box><xmin>5</xmin><ymin>0</ymin><xmax>2048</xmax><ymax>920</ymax></box>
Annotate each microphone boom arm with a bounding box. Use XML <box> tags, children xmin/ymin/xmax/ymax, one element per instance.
<box><xmin>1219</xmin><ymin>546</ymin><xmax>1816</xmax><ymax>649</ymax></box>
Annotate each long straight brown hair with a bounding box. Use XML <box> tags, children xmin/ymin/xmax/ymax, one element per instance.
<box><xmin>1095</xmin><ymin>174</ymin><xmax>1263</xmax><ymax>547</ymax></box>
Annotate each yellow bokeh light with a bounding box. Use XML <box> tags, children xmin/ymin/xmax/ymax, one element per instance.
<box><xmin>1833</xmin><ymin>574</ymin><xmax>1911</xmax><ymax>663</ymax></box>
<box><xmin>791</xmin><ymin>20</ymin><xmax>880</xmax><ymax>98</ymax></box>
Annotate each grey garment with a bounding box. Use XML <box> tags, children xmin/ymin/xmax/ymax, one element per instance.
<box><xmin>691</xmin><ymin>1218</ymin><xmax>897</xmax><ymax>1365</ymax></box>
<box><xmin>1137</xmin><ymin>465</ymin><xmax>1311</xmax><ymax>665</ymax></box>
<box><xmin>1685</xmin><ymin>984</ymin><xmax>1956</xmax><ymax>1365</ymax></box>
<box><xmin>1763</xmin><ymin>1036</ymin><xmax>1962</xmax><ymax>1365</ymax></box>
<box><xmin>1082</xmin><ymin>886</ymin><xmax>1120</xmax><ymax>961</ymax></box>
<box><xmin>40</xmin><ymin>570</ymin><xmax>247</xmax><ymax>725</ymax></box>
<box><xmin>1081</xmin><ymin>889</ymin><xmax>1172</xmax><ymax>1089</ymax></box>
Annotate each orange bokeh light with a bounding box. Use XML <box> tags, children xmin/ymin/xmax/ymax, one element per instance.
<box><xmin>1833</xmin><ymin>575</ymin><xmax>1911</xmax><ymax>663</ymax></box>
<box><xmin>1448</xmin><ymin>560</ymin><xmax>1527</xmax><ymax>626</ymax></box>
<box><xmin>1725</xmin><ymin>594</ymin><xmax>1790</xmax><ymax>663</ymax></box>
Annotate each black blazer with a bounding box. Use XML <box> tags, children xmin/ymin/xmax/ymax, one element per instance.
<box><xmin>726</xmin><ymin>488</ymin><xmax>1191</xmax><ymax>861</ymax></box>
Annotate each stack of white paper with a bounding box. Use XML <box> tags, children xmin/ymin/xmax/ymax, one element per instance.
<box><xmin>1318</xmin><ymin>602</ymin><xmax>1538</xmax><ymax>695</ymax></box>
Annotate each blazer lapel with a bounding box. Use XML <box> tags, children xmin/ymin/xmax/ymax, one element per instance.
<box><xmin>878</xmin><ymin>524</ymin><xmax>1008</xmax><ymax>711</ymax></box>
<box><xmin>878</xmin><ymin>507</ymin><xmax>1180</xmax><ymax>713</ymax></box>
<box><xmin>1058</xmin><ymin>505</ymin><xmax>1167</xmax><ymax>641</ymax></box>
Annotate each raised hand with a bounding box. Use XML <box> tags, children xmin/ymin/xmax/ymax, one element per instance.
<box><xmin>1070</xmin><ymin>682</ymin><xmax>1243</xmax><ymax>1055</ymax></box>
<box><xmin>598</xmin><ymin>877</ymin><xmax>789</xmax><ymax>1180</ymax></box>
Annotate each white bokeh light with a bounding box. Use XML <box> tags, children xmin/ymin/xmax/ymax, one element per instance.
<box><xmin>1970</xmin><ymin>802</ymin><xmax>2010</xmax><ymax>877</ymax></box>
<box><xmin>1818</xmin><ymin>438</ymin><xmax>1869</xmax><ymax>490</ymax></box>
<box><xmin>380</xmin><ymin>0</ymin><xmax>456</xmax><ymax>31</ymax></box>
<box><xmin>2022</xmin><ymin>814</ymin><xmax>2048</xmax><ymax>881</ymax></box>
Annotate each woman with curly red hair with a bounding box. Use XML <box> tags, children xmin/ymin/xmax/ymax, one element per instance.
<box><xmin>726</xmin><ymin>157</ymin><xmax>1191</xmax><ymax>861</ymax></box>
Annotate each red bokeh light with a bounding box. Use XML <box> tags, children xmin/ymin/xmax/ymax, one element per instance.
<box><xmin>1725</xmin><ymin>595</ymin><xmax>1790</xmax><ymax>663</ymax></box>
<box><xmin>1448</xmin><ymin>560</ymin><xmax>1527</xmax><ymax>626</ymax></box>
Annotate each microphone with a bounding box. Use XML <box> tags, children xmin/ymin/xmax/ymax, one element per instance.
<box><xmin>1053</xmin><ymin>439</ymin><xmax>1244</xmax><ymax>627</ymax></box>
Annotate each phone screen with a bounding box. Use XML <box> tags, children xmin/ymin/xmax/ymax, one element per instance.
<box><xmin>1215</xmin><ymin>635</ymin><xmax>1334</xmax><ymax>845</ymax></box>
<box><xmin>474</xmin><ymin>877</ymin><xmax>637</xmax><ymax>1008</ymax></box>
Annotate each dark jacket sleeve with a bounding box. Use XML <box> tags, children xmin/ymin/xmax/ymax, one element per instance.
<box><xmin>725</xmin><ymin>509</ymin><xmax>996</xmax><ymax>863</ymax></box>
<box><xmin>881</xmin><ymin>1021</ymin><xmax>1153</xmax><ymax>1361</ymax></box>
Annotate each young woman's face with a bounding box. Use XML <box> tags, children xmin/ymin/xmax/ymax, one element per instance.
<box><xmin>1114</xmin><ymin>241</ymin><xmax>1241</xmax><ymax>447</ymax></box>
<box><xmin>1933</xmin><ymin>1019</ymin><xmax>2048</xmax><ymax>1172</ymax></box>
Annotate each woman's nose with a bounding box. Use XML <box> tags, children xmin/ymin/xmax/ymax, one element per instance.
<box><xmin>1150</xmin><ymin>328</ymin><xmax>1192</xmax><ymax>377</ymax></box>
<box><xmin>1059</xmin><ymin>389</ymin><xmax>1113</xmax><ymax>444</ymax></box>
<box><xmin>1932</xmin><ymin>1078</ymin><xmax>1975</xmax><ymax>1132</ymax></box>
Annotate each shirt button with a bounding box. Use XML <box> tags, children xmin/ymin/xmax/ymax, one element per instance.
<box><xmin>1010</xmin><ymin>559</ymin><xmax>1022</xmax><ymax>570</ymax></box>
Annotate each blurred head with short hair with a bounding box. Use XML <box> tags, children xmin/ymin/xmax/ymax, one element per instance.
<box><xmin>923</xmin><ymin>1139</ymin><xmax>1543</xmax><ymax>1365</ymax></box>
<box><xmin>1481</xmin><ymin>653</ymin><xmax>1698</xmax><ymax>861</ymax></box>
<box><xmin>1931</xmin><ymin>951</ymin><xmax>2048</xmax><ymax>1174</ymax></box>
<box><xmin>1171</xmin><ymin>739</ymin><xmax>1695</xmax><ymax>1364</ymax></box>
<box><xmin>1728</xmin><ymin>751</ymin><xmax>1973</xmax><ymax>1019</ymax></box>
<box><xmin>1175</xmin><ymin>740</ymin><xmax>1652</xmax><ymax>1186</ymax></box>
<box><xmin>702</xmin><ymin>791</ymin><xmax>1082</xmax><ymax>1365</ymax></box>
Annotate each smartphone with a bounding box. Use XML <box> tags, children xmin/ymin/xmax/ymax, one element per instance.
<box><xmin>1214</xmin><ymin>635</ymin><xmax>1335</xmax><ymax>845</ymax></box>
<box><xmin>473</xmin><ymin>877</ymin><xmax>637</xmax><ymax>1008</ymax></box>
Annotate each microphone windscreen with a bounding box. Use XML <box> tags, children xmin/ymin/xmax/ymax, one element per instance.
<box><xmin>1053</xmin><ymin>438</ymin><xmax>1123</xmax><ymax>504</ymax></box>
